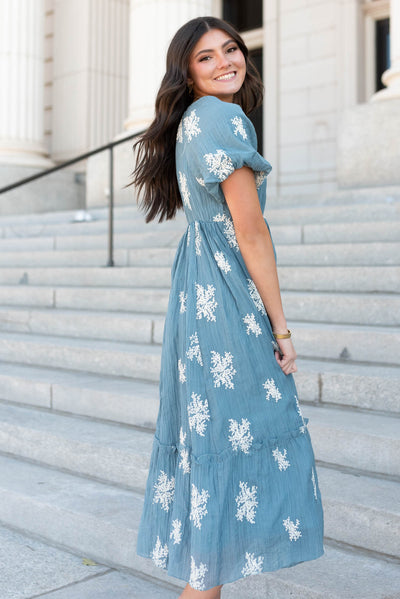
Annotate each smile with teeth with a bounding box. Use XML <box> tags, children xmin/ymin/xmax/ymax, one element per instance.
<box><xmin>215</xmin><ymin>71</ymin><xmax>236</xmax><ymax>81</ymax></box>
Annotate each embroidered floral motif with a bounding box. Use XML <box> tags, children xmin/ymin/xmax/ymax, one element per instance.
<box><xmin>178</xmin><ymin>427</ymin><xmax>191</xmax><ymax>474</ymax></box>
<box><xmin>263</xmin><ymin>378</ymin><xmax>282</xmax><ymax>403</ymax></box>
<box><xmin>179</xmin><ymin>291</ymin><xmax>187</xmax><ymax>314</ymax></box>
<box><xmin>196</xmin><ymin>283</ymin><xmax>218</xmax><ymax>322</ymax></box>
<box><xmin>183</xmin><ymin>109</ymin><xmax>201</xmax><ymax>141</ymax></box>
<box><xmin>195</xmin><ymin>221</ymin><xmax>201</xmax><ymax>256</ymax></box>
<box><xmin>272</xmin><ymin>447</ymin><xmax>290</xmax><ymax>471</ymax></box>
<box><xmin>178</xmin><ymin>359</ymin><xmax>186</xmax><ymax>384</ymax></box>
<box><xmin>151</xmin><ymin>536</ymin><xmax>168</xmax><ymax>568</ymax></box>
<box><xmin>247</xmin><ymin>279</ymin><xmax>266</xmax><ymax>314</ymax></box>
<box><xmin>228</xmin><ymin>418</ymin><xmax>253</xmax><ymax>454</ymax></box>
<box><xmin>231</xmin><ymin>115</ymin><xmax>248</xmax><ymax>140</ymax></box>
<box><xmin>170</xmin><ymin>519</ymin><xmax>183</xmax><ymax>544</ymax></box>
<box><xmin>213</xmin><ymin>213</ymin><xmax>239</xmax><ymax>251</ymax></box>
<box><xmin>243</xmin><ymin>313</ymin><xmax>262</xmax><ymax>337</ymax></box>
<box><xmin>255</xmin><ymin>171</ymin><xmax>267</xmax><ymax>189</ymax></box>
<box><xmin>189</xmin><ymin>556</ymin><xmax>208</xmax><ymax>591</ymax></box>
<box><xmin>210</xmin><ymin>351</ymin><xmax>236</xmax><ymax>389</ymax></box>
<box><xmin>186</xmin><ymin>332</ymin><xmax>203</xmax><ymax>366</ymax></box>
<box><xmin>235</xmin><ymin>481</ymin><xmax>258</xmax><ymax>524</ymax></box>
<box><xmin>241</xmin><ymin>552</ymin><xmax>264</xmax><ymax>577</ymax></box>
<box><xmin>176</xmin><ymin>121</ymin><xmax>183</xmax><ymax>143</ymax></box>
<box><xmin>311</xmin><ymin>467</ymin><xmax>318</xmax><ymax>500</ymax></box>
<box><xmin>178</xmin><ymin>171</ymin><xmax>192</xmax><ymax>210</ymax></box>
<box><xmin>283</xmin><ymin>517</ymin><xmax>302</xmax><ymax>541</ymax></box>
<box><xmin>188</xmin><ymin>392</ymin><xmax>210</xmax><ymax>436</ymax></box>
<box><xmin>152</xmin><ymin>470</ymin><xmax>175</xmax><ymax>512</ymax></box>
<box><xmin>196</xmin><ymin>176</ymin><xmax>206</xmax><ymax>187</ymax></box>
<box><xmin>204</xmin><ymin>149</ymin><xmax>234</xmax><ymax>180</ymax></box>
<box><xmin>295</xmin><ymin>395</ymin><xmax>307</xmax><ymax>433</ymax></box>
<box><xmin>190</xmin><ymin>483</ymin><xmax>210</xmax><ymax>530</ymax></box>
<box><xmin>214</xmin><ymin>251</ymin><xmax>231</xmax><ymax>274</ymax></box>
<box><xmin>187</xmin><ymin>227</ymin><xmax>191</xmax><ymax>247</ymax></box>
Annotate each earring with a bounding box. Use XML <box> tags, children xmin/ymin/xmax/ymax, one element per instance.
<box><xmin>187</xmin><ymin>81</ymin><xmax>193</xmax><ymax>94</ymax></box>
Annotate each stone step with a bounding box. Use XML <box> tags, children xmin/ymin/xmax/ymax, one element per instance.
<box><xmin>0</xmin><ymin>400</ymin><xmax>398</xmax><ymax>489</ymax></box>
<box><xmin>0</xmin><ymin>332</ymin><xmax>162</xmax><ymax>382</ymax></box>
<box><xmin>0</xmin><ymin>454</ymin><xmax>398</xmax><ymax>597</ymax></box>
<box><xmin>0</xmin><ymin>220</ymin><xmax>398</xmax><ymax>251</ymax></box>
<box><xmin>0</xmin><ymin>306</ymin><xmax>164</xmax><ymax>344</ymax></box>
<box><xmin>0</xmin><ymin>265</ymin><xmax>398</xmax><ymax>294</ymax></box>
<box><xmin>0</xmin><ymin>359</ymin><xmax>398</xmax><ymax>426</ymax></box>
<box><xmin>0</xmin><ymin>291</ymin><xmax>398</xmax><ymax>336</ymax></box>
<box><xmin>0</xmin><ymin>241</ymin><xmax>398</xmax><ymax>268</ymax></box>
<box><xmin>0</xmin><ymin>324</ymin><xmax>397</xmax><ymax>391</ymax></box>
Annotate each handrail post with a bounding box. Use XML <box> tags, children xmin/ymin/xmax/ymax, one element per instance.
<box><xmin>107</xmin><ymin>145</ymin><xmax>114</xmax><ymax>267</ymax></box>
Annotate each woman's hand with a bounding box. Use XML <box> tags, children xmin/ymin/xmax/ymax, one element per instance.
<box><xmin>274</xmin><ymin>338</ymin><xmax>298</xmax><ymax>375</ymax></box>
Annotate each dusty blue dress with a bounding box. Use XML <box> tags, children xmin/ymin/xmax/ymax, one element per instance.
<box><xmin>136</xmin><ymin>95</ymin><xmax>324</xmax><ymax>590</ymax></box>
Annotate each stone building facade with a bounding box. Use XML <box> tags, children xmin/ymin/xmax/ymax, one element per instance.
<box><xmin>0</xmin><ymin>0</ymin><xmax>398</xmax><ymax>214</ymax></box>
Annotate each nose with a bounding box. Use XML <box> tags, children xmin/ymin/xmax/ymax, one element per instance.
<box><xmin>216</xmin><ymin>51</ymin><xmax>230</xmax><ymax>69</ymax></box>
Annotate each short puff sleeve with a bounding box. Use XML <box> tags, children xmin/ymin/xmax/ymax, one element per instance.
<box><xmin>193</xmin><ymin>97</ymin><xmax>272</xmax><ymax>203</ymax></box>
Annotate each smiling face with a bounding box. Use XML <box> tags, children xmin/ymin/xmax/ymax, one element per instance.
<box><xmin>187</xmin><ymin>28</ymin><xmax>247</xmax><ymax>103</ymax></box>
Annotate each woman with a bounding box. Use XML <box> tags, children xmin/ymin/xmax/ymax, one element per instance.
<box><xmin>130</xmin><ymin>16</ymin><xmax>324</xmax><ymax>599</ymax></box>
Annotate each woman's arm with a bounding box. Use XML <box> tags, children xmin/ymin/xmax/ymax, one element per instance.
<box><xmin>221</xmin><ymin>166</ymin><xmax>297</xmax><ymax>375</ymax></box>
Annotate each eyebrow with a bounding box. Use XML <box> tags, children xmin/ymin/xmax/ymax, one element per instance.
<box><xmin>194</xmin><ymin>38</ymin><xmax>236</xmax><ymax>59</ymax></box>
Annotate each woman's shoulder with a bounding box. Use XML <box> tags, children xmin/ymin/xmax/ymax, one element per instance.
<box><xmin>179</xmin><ymin>96</ymin><xmax>252</xmax><ymax>145</ymax></box>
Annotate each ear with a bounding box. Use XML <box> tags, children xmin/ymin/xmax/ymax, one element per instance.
<box><xmin>187</xmin><ymin>76</ymin><xmax>193</xmax><ymax>85</ymax></box>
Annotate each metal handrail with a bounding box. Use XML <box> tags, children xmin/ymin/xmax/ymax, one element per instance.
<box><xmin>0</xmin><ymin>130</ymin><xmax>146</xmax><ymax>267</ymax></box>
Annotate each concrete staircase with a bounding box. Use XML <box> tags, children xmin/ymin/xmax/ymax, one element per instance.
<box><xmin>0</xmin><ymin>199</ymin><xmax>399</xmax><ymax>598</ymax></box>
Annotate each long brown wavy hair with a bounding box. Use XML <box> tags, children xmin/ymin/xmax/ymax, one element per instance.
<box><xmin>126</xmin><ymin>16</ymin><xmax>264</xmax><ymax>223</ymax></box>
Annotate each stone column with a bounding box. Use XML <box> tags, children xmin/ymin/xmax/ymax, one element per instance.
<box><xmin>88</xmin><ymin>0</ymin><xmax>217</xmax><ymax>208</ymax></box>
<box><xmin>124</xmin><ymin>0</ymin><xmax>216</xmax><ymax>131</ymax></box>
<box><xmin>0</xmin><ymin>0</ymin><xmax>52</xmax><ymax>168</ymax></box>
<box><xmin>372</xmin><ymin>0</ymin><xmax>400</xmax><ymax>101</ymax></box>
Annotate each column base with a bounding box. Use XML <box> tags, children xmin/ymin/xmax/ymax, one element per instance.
<box><xmin>337</xmin><ymin>98</ymin><xmax>400</xmax><ymax>188</ymax></box>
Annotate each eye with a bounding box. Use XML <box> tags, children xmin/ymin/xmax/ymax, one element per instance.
<box><xmin>199</xmin><ymin>55</ymin><xmax>211</xmax><ymax>62</ymax></box>
<box><xmin>227</xmin><ymin>46</ymin><xmax>238</xmax><ymax>53</ymax></box>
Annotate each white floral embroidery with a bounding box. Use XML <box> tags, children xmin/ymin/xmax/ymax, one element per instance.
<box><xmin>213</xmin><ymin>213</ymin><xmax>239</xmax><ymax>251</ymax></box>
<box><xmin>196</xmin><ymin>283</ymin><xmax>218</xmax><ymax>322</ymax></box>
<box><xmin>263</xmin><ymin>378</ymin><xmax>282</xmax><ymax>403</ymax></box>
<box><xmin>247</xmin><ymin>279</ymin><xmax>266</xmax><ymax>314</ymax></box>
<box><xmin>231</xmin><ymin>115</ymin><xmax>248</xmax><ymax>140</ymax></box>
<box><xmin>311</xmin><ymin>467</ymin><xmax>318</xmax><ymax>500</ymax></box>
<box><xmin>186</xmin><ymin>332</ymin><xmax>203</xmax><ymax>366</ymax></box>
<box><xmin>214</xmin><ymin>251</ymin><xmax>231</xmax><ymax>274</ymax></box>
<box><xmin>176</xmin><ymin>120</ymin><xmax>183</xmax><ymax>143</ymax></box>
<box><xmin>272</xmin><ymin>447</ymin><xmax>290</xmax><ymax>471</ymax></box>
<box><xmin>210</xmin><ymin>351</ymin><xmax>236</xmax><ymax>389</ymax></box>
<box><xmin>183</xmin><ymin>109</ymin><xmax>201</xmax><ymax>142</ymax></box>
<box><xmin>255</xmin><ymin>171</ymin><xmax>267</xmax><ymax>189</ymax></box>
<box><xmin>170</xmin><ymin>519</ymin><xmax>183</xmax><ymax>545</ymax></box>
<box><xmin>151</xmin><ymin>536</ymin><xmax>168</xmax><ymax>568</ymax></box>
<box><xmin>179</xmin><ymin>290</ymin><xmax>187</xmax><ymax>314</ymax></box>
<box><xmin>188</xmin><ymin>392</ymin><xmax>210</xmax><ymax>437</ymax></box>
<box><xmin>178</xmin><ymin>427</ymin><xmax>191</xmax><ymax>474</ymax></box>
<box><xmin>179</xmin><ymin>447</ymin><xmax>191</xmax><ymax>475</ymax></box>
<box><xmin>189</xmin><ymin>556</ymin><xmax>208</xmax><ymax>591</ymax></box>
<box><xmin>235</xmin><ymin>481</ymin><xmax>258</xmax><ymax>524</ymax></box>
<box><xmin>178</xmin><ymin>359</ymin><xmax>186</xmax><ymax>384</ymax></box>
<box><xmin>196</xmin><ymin>176</ymin><xmax>206</xmax><ymax>187</ymax></box>
<box><xmin>187</xmin><ymin>227</ymin><xmax>191</xmax><ymax>247</ymax></box>
<box><xmin>190</xmin><ymin>483</ymin><xmax>210</xmax><ymax>530</ymax></box>
<box><xmin>295</xmin><ymin>395</ymin><xmax>307</xmax><ymax>433</ymax></box>
<box><xmin>243</xmin><ymin>313</ymin><xmax>262</xmax><ymax>337</ymax></box>
<box><xmin>195</xmin><ymin>221</ymin><xmax>201</xmax><ymax>256</ymax></box>
<box><xmin>152</xmin><ymin>470</ymin><xmax>175</xmax><ymax>512</ymax></box>
<box><xmin>204</xmin><ymin>149</ymin><xmax>234</xmax><ymax>180</ymax></box>
<box><xmin>283</xmin><ymin>517</ymin><xmax>302</xmax><ymax>541</ymax></box>
<box><xmin>178</xmin><ymin>171</ymin><xmax>192</xmax><ymax>210</ymax></box>
<box><xmin>228</xmin><ymin>418</ymin><xmax>253</xmax><ymax>454</ymax></box>
<box><xmin>241</xmin><ymin>552</ymin><xmax>264</xmax><ymax>577</ymax></box>
<box><xmin>179</xmin><ymin>427</ymin><xmax>186</xmax><ymax>446</ymax></box>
